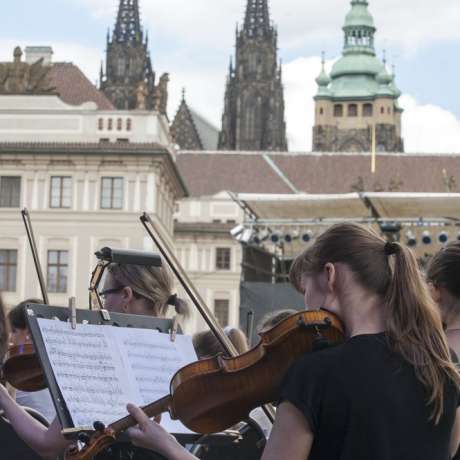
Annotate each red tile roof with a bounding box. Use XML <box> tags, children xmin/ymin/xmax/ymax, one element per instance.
<box><xmin>48</xmin><ymin>63</ymin><xmax>114</xmax><ymax>110</ymax></box>
<box><xmin>176</xmin><ymin>153</ymin><xmax>294</xmax><ymax>196</ymax></box>
<box><xmin>176</xmin><ymin>152</ymin><xmax>460</xmax><ymax>196</ymax></box>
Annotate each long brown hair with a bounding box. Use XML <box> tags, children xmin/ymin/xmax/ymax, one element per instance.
<box><xmin>0</xmin><ymin>294</ymin><xmax>9</xmax><ymax>360</ymax></box>
<box><xmin>290</xmin><ymin>223</ymin><xmax>460</xmax><ymax>424</ymax></box>
<box><xmin>107</xmin><ymin>263</ymin><xmax>189</xmax><ymax>318</ymax></box>
<box><xmin>426</xmin><ymin>242</ymin><xmax>460</xmax><ymax>324</ymax></box>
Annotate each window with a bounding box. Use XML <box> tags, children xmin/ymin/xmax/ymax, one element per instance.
<box><xmin>47</xmin><ymin>250</ymin><xmax>68</xmax><ymax>293</ymax></box>
<box><xmin>348</xmin><ymin>104</ymin><xmax>358</xmax><ymax>117</ymax></box>
<box><xmin>319</xmin><ymin>107</ymin><xmax>324</xmax><ymax>115</ymax></box>
<box><xmin>98</xmin><ymin>118</ymin><xmax>104</xmax><ymax>130</ymax></box>
<box><xmin>333</xmin><ymin>104</ymin><xmax>343</xmax><ymax>117</ymax></box>
<box><xmin>0</xmin><ymin>176</ymin><xmax>21</xmax><ymax>208</ymax></box>
<box><xmin>0</xmin><ymin>249</ymin><xmax>17</xmax><ymax>292</ymax></box>
<box><xmin>117</xmin><ymin>118</ymin><xmax>123</xmax><ymax>131</ymax></box>
<box><xmin>117</xmin><ymin>58</ymin><xmax>125</xmax><ymax>76</ymax></box>
<box><xmin>363</xmin><ymin>103</ymin><xmax>373</xmax><ymax>117</ymax></box>
<box><xmin>214</xmin><ymin>299</ymin><xmax>230</xmax><ymax>327</ymax></box>
<box><xmin>100</xmin><ymin>177</ymin><xmax>124</xmax><ymax>209</ymax></box>
<box><xmin>108</xmin><ymin>119</ymin><xmax>113</xmax><ymax>131</ymax></box>
<box><xmin>380</xmin><ymin>107</ymin><xmax>385</xmax><ymax>114</ymax></box>
<box><xmin>387</xmin><ymin>107</ymin><xmax>392</xmax><ymax>115</ymax></box>
<box><xmin>216</xmin><ymin>248</ymin><xmax>231</xmax><ymax>270</ymax></box>
<box><xmin>126</xmin><ymin>119</ymin><xmax>132</xmax><ymax>131</ymax></box>
<box><xmin>50</xmin><ymin>177</ymin><xmax>72</xmax><ymax>208</ymax></box>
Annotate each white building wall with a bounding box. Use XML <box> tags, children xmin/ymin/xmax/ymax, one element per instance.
<box><xmin>0</xmin><ymin>95</ymin><xmax>174</xmax><ymax>154</ymax></box>
<box><xmin>174</xmin><ymin>193</ymin><xmax>245</xmax><ymax>334</ymax></box>
<box><xmin>0</xmin><ymin>154</ymin><xmax>178</xmax><ymax>310</ymax></box>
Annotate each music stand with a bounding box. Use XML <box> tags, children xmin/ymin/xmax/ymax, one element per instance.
<box><xmin>25</xmin><ymin>304</ymin><xmax>177</xmax><ymax>431</ymax></box>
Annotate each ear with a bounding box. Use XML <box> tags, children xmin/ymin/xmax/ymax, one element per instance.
<box><xmin>324</xmin><ymin>263</ymin><xmax>337</xmax><ymax>293</ymax></box>
<box><xmin>428</xmin><ymin>282</ymin><xmax>442</xmax><ymax>304</ymax></box>
<box><xmin>121</xmin><ymin>286</ymin><xmax>134</xmax><ymax>313</ymax></box>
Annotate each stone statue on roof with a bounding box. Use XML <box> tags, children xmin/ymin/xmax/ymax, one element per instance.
<box><xmin>135</xmin><ymin>79</ymin><xmax>148</xmax><ymax>110</ymax></box>
<box><xmin>0</xmin><ymin>47</ymin><xmax>55</xmax><ymax>94</ymax></box>
<box><xmin>153</xmin><ymin>72</ymin><xmax>169</xmax><ymax>116</ymax></box>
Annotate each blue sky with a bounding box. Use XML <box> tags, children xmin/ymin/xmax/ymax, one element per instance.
<box><xmin>2</xmin><ymin>0</ymin><xmax>460</xmax><ymax>152</ymax></box>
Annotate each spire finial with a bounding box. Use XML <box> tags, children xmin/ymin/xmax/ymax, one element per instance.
<box><xmin>181</xmin><ymin>87</ymin><xmax>186</xmax><ymax>101</ymax></box>
<box><xmin>113</xmin><ymin>0</ymin><xmax>143</xmax><ymax>43</ymax></box>
<box><xmin>321</xmin><ymin>51</ymin><xmax>326</xmax><ymax>67</ymax></box>
<box><xmin>244</xmin><ymin>0</ymin><xmax>271</xmax><ymax>37</ymax></box>
<box><xmin>382</xmin><ymin>49</ymin><xmax>387</xmax><ymax>65</ymax></box>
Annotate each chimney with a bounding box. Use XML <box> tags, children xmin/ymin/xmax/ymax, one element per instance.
<box><xmin>25</xmin><ymin>46</ymin><xmax>53</xmax><ymax>66</ymax></box>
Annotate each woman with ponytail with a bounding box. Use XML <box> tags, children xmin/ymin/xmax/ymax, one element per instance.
<box><xmin>123</xmin><ymin>223</ymin><xmax>460</xmax><ymax>460</ymax></box>
<box><xmin>100</xmin><ymin>263</ymin><xmax>189</xmax><ymax>318</ymax></box>
<box><xmin>427</xmin><ymin>242</ymin><xmax>460</xmax><ymax>357</ymax></box>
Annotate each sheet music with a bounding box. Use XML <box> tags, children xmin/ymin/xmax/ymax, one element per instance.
<box><xmin>37</xmin><ymin>319</ymin><xmax>198</xmax><ymax>433</ymax></box>
<box><xmin>37</xmin><ymin>319</ymin><xmax>136</xmax><ymax>427</ymax></box>
<box><xmin>113</xmin><ymin>328</ymin><xmax>197</xmax><ymax>434</ymax></box>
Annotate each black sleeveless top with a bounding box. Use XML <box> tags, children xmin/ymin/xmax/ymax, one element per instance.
<box><xmin>282</xmin><ymin>333</ymin><xmax>459</xmax><ymax>460</ymax></box>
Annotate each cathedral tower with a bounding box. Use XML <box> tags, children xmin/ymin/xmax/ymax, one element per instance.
<box><xmin>218</xmin><ymin>0</ymin><xmax>288</xmax><ymax>151</ymax></box>
<box><xmin>100</xmin><ymin>0</ymin><xmax>156</xmax><ymax>111</ymax></box>
<box><xmin>312</xmin><ymin>0</ymin><xmax>404</xmax><ymax>153</ymax></box>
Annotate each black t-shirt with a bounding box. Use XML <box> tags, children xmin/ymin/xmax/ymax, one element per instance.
<box><xmin>282</xmin><ymin>333</ymin><xmax>459</xmax><ymax>460</ymax></box>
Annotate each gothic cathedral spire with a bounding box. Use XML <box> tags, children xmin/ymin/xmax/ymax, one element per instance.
<box><xmin>218</xmin><ymin>0</ymin><xmax>288</xmax><ymax>151</ymax></box>
<box><xmin>244</xmin><ymin>0</ymin><xmax>271</xmax><ymax>36</ymax></box>
<box><xmin>113</xmin><ymin>0</ymin><xmax>142</xmax><ymax>43</ymax></box>
<box><xmin>100</xmin><ymin>0</ymin><xmax>157</xmax><ymax>111</ymax></box>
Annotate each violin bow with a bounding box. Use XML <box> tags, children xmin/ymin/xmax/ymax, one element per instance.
<box><xmin>21</xmin><ymin>208</ymin><xmax>49</xmax><ymax>304</ymax></box>
<box><xmin>139</xmin><ymin>212</ymin><xmax>276</xmax><ymax>423</ymax></box>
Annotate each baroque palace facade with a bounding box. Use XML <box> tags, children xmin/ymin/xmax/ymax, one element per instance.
<box><xmin>0</xmin><ymin>0</ymin><xmax>459</xmax><ymax>335</ymax></box>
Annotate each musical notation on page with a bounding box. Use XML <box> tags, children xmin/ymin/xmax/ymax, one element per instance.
<box><xmin>37</xmin><ymin>319</ymin><xmax>198</xmax><ymax>433</ymax></box>
<box><xmin>37</xmin><ymin>320</ymin><xmax>135</xmax><ymax>427</ymax></box>
<box><xmin>113</xmin><ymin>327</ymin><xmax>197</xmax><ymax>433</ymax></box>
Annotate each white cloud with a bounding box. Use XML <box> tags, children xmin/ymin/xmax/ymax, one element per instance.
<box><xmin>71</xmin><ymin>0</ymin><xmax>460</xmax><ymax>54</ymax></box>
<box><xmin>400</xmin><ymin>95</ymin><xmax>460</xmax><ymax>153</ymax></box>
<box><xmin>283</xmin><ymin>56</ymin><xmax>325</xmax><ymax>152</ymax></box>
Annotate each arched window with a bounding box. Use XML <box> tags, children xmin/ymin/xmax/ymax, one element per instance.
<box><xmin>117</xmin><ymin>58</ymin><xmax>125</xmax><ymax>77</ymax></box>
<box><xmin>380</xmin><ymin>107</ymin><xmax>385</xmax><ymax>114</ymax></box>
<box><xmin>363</xmin><ymin>103</ymin><xmax>373</xmax><ymax>117</ymax></box>
<box><xmin>348</xmin><ymin>104</ymin><xmax>358</xmax><ymax>117</ymax></box>
<box><xmin>126</xmin><ymin>118</ymin><xmax>132</xmax><ymax>131</ymax></box>
<box><xmin>319</xmin><ymin>107</ymin><xmax>324</xmax><ymax>116</ymax></box>
<box><xmin>108</xmin><ymin>118</ymin><xmax>113</xmax><ymax>131</ymax></box>
<box><xmin>334</xmin><ymin>104</ymin><xmax>343</xmax><ymax>117</ymax></box>
<box><xmin>98</xmin><ymin>118</ymin><xmax>104</xmax><ymax>130</ymax></box>
<box><xmin>117</xmin><ymin>118</ymin><xmax>123</xmax><ymax>131</ymax></box>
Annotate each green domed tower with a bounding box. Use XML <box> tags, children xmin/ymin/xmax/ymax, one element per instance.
<box><xmin>312</xmin><ymin>0</ymin><xmax>404</xmax><ymax>153</ymax></box>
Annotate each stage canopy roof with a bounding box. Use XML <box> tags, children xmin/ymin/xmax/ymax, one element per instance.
<box><xmin>232</xmin><ymin>192</ymin><xmax>460</xmax><ymax>224</ymax></box>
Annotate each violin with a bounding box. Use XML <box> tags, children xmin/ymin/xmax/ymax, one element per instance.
<box><xmin>66</xmin><ymin>309</ymin><xmax>344</xmax><ymax>460</ymax></box>
<box><xmin>2</xmin><ymin>343</ymin><xmax>46</xmax><ymax>392</ymax></box>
